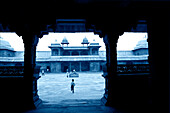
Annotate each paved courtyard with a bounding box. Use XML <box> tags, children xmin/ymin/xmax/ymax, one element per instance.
<box><xmin>38</xmin><ymin>72</ymin><xmax>105</xmax><ymax>104</ymax></box>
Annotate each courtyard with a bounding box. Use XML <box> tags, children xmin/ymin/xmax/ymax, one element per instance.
<box><xmin>38</xmin><ymin>72</ymin><xmax>105</xmax><ymax>104</ymax></box>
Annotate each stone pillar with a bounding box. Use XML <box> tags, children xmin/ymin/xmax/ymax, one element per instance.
<box><xmin>23</xmin><ymin>33</ymin><xmax>41</xmax><ymax>110</ymax></box>
<box><xmin>90</xmin><ymin>48</ymin><xmax>92</xmax><ymax>55</ymax></box>
<box><xmin>69</xmin><ymin>62</ymin><xmax>72</xmax><ymax>72</ymax></box>
<box><xmin>147</xmin><ymin>12</ymin><xmax>170</xmax><ymax>113</ymax></box>
<box><xmin>70</xmin><ymin>51</ymin><xmax>72</xmax><ymax>56</ymax></box>
<box><xmin>58</xmin><ymin>49</ymin><xmax>61</xmax><ymax>56</ymax></box>
<box><xmin>102</xmin><ymin>33</ymin><xmax>119</xmax><ymax>106</ymax></box>
<box><xmin>79</xmin><ymin>62</ymin><xmax>82</xmax><ymax>72</ymax></box>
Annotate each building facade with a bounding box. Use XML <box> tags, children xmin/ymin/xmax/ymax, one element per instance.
<box><xmin>0</xmin><ymin>36</ymin><xmax>149</xmax><ymax>73</ymax></box>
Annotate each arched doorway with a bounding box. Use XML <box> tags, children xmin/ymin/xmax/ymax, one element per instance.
<box><xmin>36</xmin><ymin>33</ymin><xmax>106</xmax><ymax>105</ymax></box>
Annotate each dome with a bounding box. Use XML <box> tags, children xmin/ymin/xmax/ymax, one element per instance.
<box><xmin>61</xmin><ymin>37</ymin><xmax>69</xmax><ymax>45</ymax></box>
<box><xmin>51</xmin><ymin>39</ymin><xmax>61</xmax><ymax>47</ymax></box>
<box><xmin>0</xmin><ymin>36</ymin><xmax>14</xmax><ymax>51</ymax></box>
<box><xmin>81</xmin><ymin>37</ymin><xmax>89</xmax><ymax>45</ymax></box>
<box><xmin>134</xmin><ymin>38</ymin><xmax>148</xmax><ymax>50</ymax></box>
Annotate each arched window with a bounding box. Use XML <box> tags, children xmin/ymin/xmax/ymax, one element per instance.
<box><xmin>92</xmin><ymin>48</ymin><xmax>98</xmax><ymax>55</ymax></box>
<box><xmin>52</xmin><ymin>49</ymin><xmax>59</xmax><ymax>56</ymax></box>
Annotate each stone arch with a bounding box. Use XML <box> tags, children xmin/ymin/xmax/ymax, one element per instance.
<box><xmin>52</xmin><ymin>49</ymin><xmax>59</xmax><ymax>56</ymax></box>
<box><xmin>92</xmin><ymin>48</ymin><xmax>98</xmax><ymax>55</ymax></box>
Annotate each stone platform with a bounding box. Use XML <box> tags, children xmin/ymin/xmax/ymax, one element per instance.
<box><xmin>23</xmin><ymin>99</ymin><xmax>121</xmax><ymax>113</ymax></box>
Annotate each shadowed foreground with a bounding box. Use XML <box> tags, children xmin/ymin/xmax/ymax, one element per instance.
<box><xmin>24</xmin><ymin>99</ymin><xmax>122</xmax><ymax>113</ymax></box>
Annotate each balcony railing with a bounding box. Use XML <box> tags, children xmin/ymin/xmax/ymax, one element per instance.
<box><xmin>0</xmin><ymin>66</ymin><xmax>41</xmax><ymax>77</ymax></box>
<box><xmin>0</xmin><ymin>66</ymin><xmax>24</xmax><ymax>76</ymax></box>
<box><xmin>117</xmin><ymin>64</ymin><xmax>150</xmax><ymax>74</ymax></box>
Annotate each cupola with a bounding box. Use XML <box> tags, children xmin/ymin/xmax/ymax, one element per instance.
<box><xmin>134</xmin><ymin>35</ymin><xmax>148</xmax><ymax>50</ymax></box>
<box><xmin>0</xmin><ymin>36</ymin><xmax>14</xmax><ymax>51</ymax></box>
<box><xmin>81</xmin><ymin>37</ymin><xmax>89</xmax><ymax>46</ymax></box>
<box><xmin>61</xmin><ymin>37</ymin><xmax>69</xmax><ymax>46</ymax></box>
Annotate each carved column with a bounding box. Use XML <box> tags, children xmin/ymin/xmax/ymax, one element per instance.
<box><xmin>22</xmin><ymin>33</ymin><xmax>41</xmax><ymax>109</ymax></box>
<box><xmin>102</xmin><ymin>33</ymin><xmax>119</xmax><ymax>106</ymax></box>
<box><xmin>79</xmin><ymin>62</ymin><xmax>82</xmax><ymax>72</ymax></box>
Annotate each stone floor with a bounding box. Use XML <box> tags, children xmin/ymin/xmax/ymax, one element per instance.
<box><xmin>24</xmin><ymin>72</ymin><xmax>122</xmax><ymax>113</ymax></box>
<box><xmin>37</xmin><ymin>72</ymin><xmax>105</xmax><ymax>104</ymax></box>
<box><xmin>24</xmin><ymin>99</ymin><xmax>122</xmax><ymax>113</ymax></box>
<box><xmin>23</xmin><ymin>72</ymin><xmax>150</xmax><ymax>113</ymax></box>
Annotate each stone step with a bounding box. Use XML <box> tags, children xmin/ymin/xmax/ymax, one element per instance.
<box><xmin>41</xmin><ymin>99</ymin><xmax>103</xmax><ymax>108</ymax></box>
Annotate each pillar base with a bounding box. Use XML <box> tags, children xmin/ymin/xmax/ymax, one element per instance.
<box><xmin>23</xmin><ymin>97</ymin><xmax>42</xmax><ymax>112</ymax></box>
<box><xmin>33</xmin><ymin>95</ymin><xmax>42</xmax><ymax>109</ymax></box>
<box><xmin>101</xmin><ymin>92</ymin><xmax>115</xmax><ymax>107</ymax></box>
<box><xmin>101</xmin><ymin>94</ymin><xmax>108</xmax><ymax>105</ymax></box>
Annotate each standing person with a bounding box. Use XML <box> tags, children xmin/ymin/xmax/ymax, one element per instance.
<box><xmin>66</xmin><ymin>69</ymin><xmax>69</xmax><ymax>78</ymax></box>
<box><xmin>42</xmin><ymin>70</ymin><xmax>45</xmax><ymax>75</ymax></box>
<box><xmin>71</xmin><ymin>79</ymin><xmax>75</xmax><ymax>93</ymax></box>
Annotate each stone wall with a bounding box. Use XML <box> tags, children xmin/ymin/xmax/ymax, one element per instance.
<box><xmin>133</xmin><ymin>48</ymin><xmax>148</xmax><ymax>55</ymax></box>
<box><xmin>36</xmin><ymin>62</ymin><xmax>51</xmax><ymax>72</ymax></box>
<box><xmin>50</xmin><ymin>62</ymin><xmax>61</xmax><ymax>73</ymax></box>
<box><xmin>90</xmin><ymin>62</ymin><xmax>100</xmax><ymax>71</ymax></box>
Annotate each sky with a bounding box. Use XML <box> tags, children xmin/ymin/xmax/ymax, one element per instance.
<box><xmin>0</xmin><ymin>32</ymin><xmax>147</xmax><ymax>51</ymax></box>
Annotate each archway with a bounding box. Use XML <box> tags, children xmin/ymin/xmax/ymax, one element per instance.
<box><xmin>116</xmin><ymin>32</ymin><xmax>151</xmax><ymax>108</ymax></box>
<box><xmin>36</xmin><ymin>32</ymin><xmax>106</xmax><ymax>105</ymax></box>
<box><xmin>0</xmin><ymin>1</ymin><xmax>163</xmax><ymax>111</ymax></box>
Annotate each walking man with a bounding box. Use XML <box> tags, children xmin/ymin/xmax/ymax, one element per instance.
<box><xmin>71</xmin><ymin>79</ymin><xmax>75</xmax><ymax>93</ymax></box>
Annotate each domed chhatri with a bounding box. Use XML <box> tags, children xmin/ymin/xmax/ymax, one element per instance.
<box><xmin>61</xmin><ymin>37</ymin><xmax>69</xmax><ymax>46</ymax></box>
<box><xmin>0</xmin><ymin>36</ymin><xmax>14</xmax><ymax>51</ymax></box>
<box><xmin>81</xmin><ymin>37</ymin><xmax>89</xmax><ymax>46</ymax></box>
<box><xmin>134</xmin><ymin>35</ymin><xmax>148</xmax><ymax>50</ymax></box>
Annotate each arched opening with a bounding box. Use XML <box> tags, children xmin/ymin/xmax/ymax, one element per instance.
<box><xmin>116</xmin><ymin>32</ymin><xmax>150</xmax><ymax>107</ymax></box>
<box><xmin>1</xmin><ymin>1</ymin><xmax>169</xmax><ymax>112</ymax></box>
<box><xmin>92</xmin><ymin>48</ymin><xmax>98</xmax><ymax>55</ymax></box>
<box><xmin>52</xmin><ymin>49</ymin><xmax>59</xmax><ymax>56</ymax></box>
<box><xmin>36</xmin><ymin>32</ymin><xmax>106</xmax><ymax>105</ymax></box>
<box><xmin>63</xmin><ymin>51</ymin><xmax>70</xmax><ymax>56</ymax></box>
<box><xmin>0</xmin><ymin>32</ymin><xmax>25</xmax><ymax>110</ymax></box>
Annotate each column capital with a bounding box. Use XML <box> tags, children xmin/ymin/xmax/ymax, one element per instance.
<box><xmin>103</xmin><ymin>33</ymin><xmax>119</xmax><ymax>46</ymax></box>
<box><xmin>22</xmin><ymin>34</ymin><xmax>39</xmax><ymax>47</ymax></box>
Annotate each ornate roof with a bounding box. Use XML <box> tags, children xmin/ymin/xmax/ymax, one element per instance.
<box><xmin>0</xmin><ymin>36</ymin><xmax>14</xmax><ymax>51</ymax></box>
<box><xmin>61</xmin><ymin>37</ymin><xmax>69</xmax><ymax>45</ymax></box>
<box><xmin>81</xmin><ymin>37</ymin><xmax>89</xmax><ymax>45</ymax></box>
